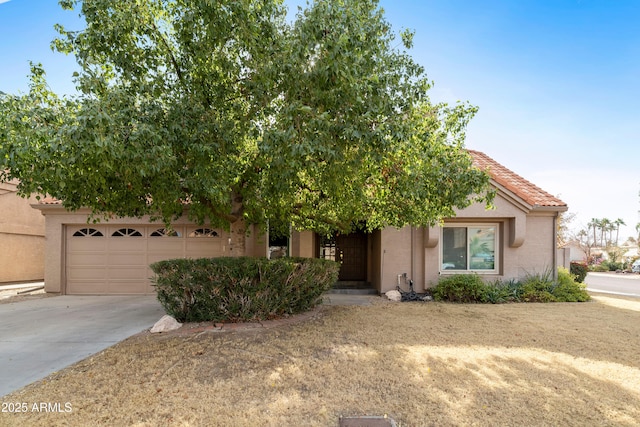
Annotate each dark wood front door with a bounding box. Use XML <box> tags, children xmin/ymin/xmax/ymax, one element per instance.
<box><xmin>336</xmin><ymin>232</ymin><xmax>368</xmax><ymax>281</ymax></box>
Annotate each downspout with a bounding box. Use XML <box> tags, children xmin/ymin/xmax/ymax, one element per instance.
<box><xmin>381</xmin><ymin>248</ymin><xmax>385</xmax><ymax>293</ymax></box>
<box><xmin>411</xmin><ymin>226</ymin><xmax>415</xmax><ymax>283</ymax></box>
<box><xmin>552</xmin><ymin>212</ymin><xmax>558</xmax><ymax>280</ymax></box>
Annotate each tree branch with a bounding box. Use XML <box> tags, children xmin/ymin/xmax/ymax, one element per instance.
<box><xmin>149</xmin><ymin>20</ymin><xmax>184</xmax><ymax>86</ymax></box>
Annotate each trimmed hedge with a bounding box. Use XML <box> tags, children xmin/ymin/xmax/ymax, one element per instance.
<box><xmin>431</xmin><ymin>267</ymin><xmax>590</xmax><ymax>304</ymax></box>
<box><xmin>431</xmin><ymin>274</ymin><xmax>486</xmax><ymax>303</ymax></box>
<box><xmin>150</xmin><ymin>257</ymin><xmax>340</xmax><ymax>322</ymax></box>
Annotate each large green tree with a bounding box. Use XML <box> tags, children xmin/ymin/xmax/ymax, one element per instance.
<box><xmin>1</xmin><ymin>0</ymin><xmax>491</xmax><ymax>240</ymax></box>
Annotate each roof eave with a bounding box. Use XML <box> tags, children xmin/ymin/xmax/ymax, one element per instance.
<box><xmin>530</xmin><ymin>204</ymin><xmax>568</xmax><ymax>213</ymax></box>
<box><xmin>490</xmin><ymin>180</ymin><xmax>533</xmax><ymax>213</ymax></box>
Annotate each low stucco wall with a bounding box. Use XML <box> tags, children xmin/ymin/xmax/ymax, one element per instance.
<box><xmin>0</xmin><ymin>233</ymin><xmax>45</xmax><ymax>283</ymax></box>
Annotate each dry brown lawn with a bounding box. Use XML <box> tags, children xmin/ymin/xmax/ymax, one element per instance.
<box><xmin>2</xmin><ymin>294</ymin><xmax>640</xmax><ymax>426</ymax></box>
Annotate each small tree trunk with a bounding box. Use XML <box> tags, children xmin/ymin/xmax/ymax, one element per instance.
<box><xmin>229</xmin><ymin>191</ymin><xmax>246</xmax><ymax>256</ymax></box>
<box><xmin>229</xmin><ymin>219</ymin><xmax>246</xmax><ymax>256</ymax></box>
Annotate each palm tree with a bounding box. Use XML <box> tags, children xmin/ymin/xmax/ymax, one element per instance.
<box><xmin>595</xmin><ymin>218</ymin><xmax>605</xmax><ymax>247</ymax></box>
<box><xmin>606</xmin><ymin>219</ymin><xmax>616</xmax><ymax>246</ymax></box>
<box><xmin>588</xmin><ymin>218</ymin><xmax>598</xmax><ymax>246</ymax></box>
<box><xmin>614</xmin><ymin>218</ymin><xmax>626</xmax><ymax>246</ymax></box>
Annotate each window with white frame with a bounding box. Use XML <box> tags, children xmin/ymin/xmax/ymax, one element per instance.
<box><xmin>441</xmin><ymin>224</ymin><xmax>497</xmax><ymax>272</ymax></box>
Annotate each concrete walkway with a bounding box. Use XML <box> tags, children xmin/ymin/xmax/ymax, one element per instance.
<box><xmin>0</xmin><ymin>295</ymin><xmax>165</xmax><ymax>397</ymax></box>
<box><xmin>322</xmin><ymin>293</ymin><xmax>377</xmax><ymax>306</ymax></box>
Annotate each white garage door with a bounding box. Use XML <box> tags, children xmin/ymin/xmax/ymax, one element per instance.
<box><xmin>65</xmin><ymin>225</ymin><xmax>229</xmax><ymax>295</ymax></box>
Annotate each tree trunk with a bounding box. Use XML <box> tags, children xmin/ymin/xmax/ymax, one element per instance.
<box><xmin>229</xmin><ymin>218</ymin><xmax>246</xmax><ymax>256</ymax></box>
<box><xmin>229</xmin><ymin>191</ymin><xmax>246</xmax><ymax>256</ymax></box>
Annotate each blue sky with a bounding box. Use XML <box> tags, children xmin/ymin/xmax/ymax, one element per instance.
<box><xmin>1</xmin><ymin>0</ymin><xmax>639</xmax><ymax>240</ymax></box>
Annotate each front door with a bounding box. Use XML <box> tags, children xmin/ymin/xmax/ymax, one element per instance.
<box><xmin>336</xmin><ymin>232</ymin><xmax>368</xmax><ymax>281</ymax></box>
<box><xmin>318</xmin><ymin>231</ymin><xmax>368</xmax><ymax>282</ymax></box>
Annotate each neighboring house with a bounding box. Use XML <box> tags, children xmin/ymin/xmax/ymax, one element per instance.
<box><xmin>557</xmin><ymin>240</ymin><xmax>587</xmax><ymax>264</ymax></box>
<box><xmin>33</xmin><ymin>150</ymin><xmax>567</xmax><ymax>295</ymax></box>
<box><xmin>0</xmin><ymin>180</ymin><xmax>45</xmax><ymax>283</ymax></box>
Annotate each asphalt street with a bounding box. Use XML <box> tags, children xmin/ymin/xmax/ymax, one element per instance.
<box><xmin>585</xmin><ymin>272</ymin><xmax>640</xmax><ymax>298</ymax></box>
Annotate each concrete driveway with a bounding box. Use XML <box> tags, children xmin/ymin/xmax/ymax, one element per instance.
<box><xmin>0</xmin><ymin>295</ymin><xmax>165</xmax><ymax>397</ymax></box>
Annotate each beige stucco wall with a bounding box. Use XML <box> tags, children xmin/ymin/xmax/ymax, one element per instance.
<box><xmin>375</xmin><ymin>227</ymin><xmax>426</xmax><ymax>293</ymax></box>
<box><xmin>33</xmin><ymin>206</ymin><xmax>266</xmax><ymax>293</ymax></box>
<box><xmin>290</xmin><ymin>231</ymin><xmax>316</xmax><ymax>258</ymax></box>
<box><xmin>418</xmin><ymin>194</ymin><xmax>559</xmax><ymax>292</ymax></box>
<box><xmin>373</xmin><ymin>191</ymin><xmax>560</xmax><ymax>294</ymax></box>
<box><xmin>0</xmin><ymin>183</ymin><xmax>45</xmax><ymax>283</ymax></box>
<box><xmin>288</xmin><ymin>193</ymin><xmax>560</xmax><ymax>294</ymax></box>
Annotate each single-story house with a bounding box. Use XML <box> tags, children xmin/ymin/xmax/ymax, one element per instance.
<box><xmin>33</xmin><ymin>150</ymin><xmax>567</xmax><ymax>295</ymax></box>
<box><xmin>0</xmin><ymin>179</ymin><xmax>45</xmax><ymax>283</ymax></box>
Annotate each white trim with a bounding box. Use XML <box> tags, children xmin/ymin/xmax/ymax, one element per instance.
<box><xmin>439</xmin><ymin>222</ymin><xmax>499</xmax><ymax>275</ymax></box>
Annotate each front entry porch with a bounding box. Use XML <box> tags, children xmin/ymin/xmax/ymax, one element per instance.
<box><xmin>317</xmin><ymin>231</ymin><xmax>376</xmax><ymax>294</ymax></box>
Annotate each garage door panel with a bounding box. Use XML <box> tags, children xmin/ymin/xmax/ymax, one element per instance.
<box><xmin>66</xmin><ymin>224</ymin><xmax>229</xmax><ymax>295</ymax></box>
<box><xmin>66</xmin><ymin>253</ymin><xmax>107</xmax><ymax>267</ymax></box>
<box><xmin>109</xmin><ymin>267</ymin><xmax>147</xmax><ymax>280</ymax></box>
<box><xmin>108</xmin><ymin>253</ymin><xmax>146</xmax><ymax>266</ymax></box>
<box><xmin>186</xmin><ymin>240</ymin><xmax>225</xmax><ymax>256</ymax></box>
<box><xmin>67</xmin><ymin>267</ymin><xmax>108</xmax><ymax>280</ymax></box>
<box><xmin>108</xmin><ymin>240</ymin><xmax>146</xmax><ymax>251</ymax></box>
<box><xmin>148</xmin><ymin>239</ymin><xmax>184</xmax><ymax>252</ymax></box>
<box><xmin>186</xmin><ymin>249</ymin><xmax>225</xmax><ymax>258</ymax></box>
<box><xmin>67</xmin><ymin>239</ymin><xmax>107</xmax><ymax>251</ymax></box>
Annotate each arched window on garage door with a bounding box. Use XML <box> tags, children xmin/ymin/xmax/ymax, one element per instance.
<box><xmin>150</xmin><ymin>228</ymin><xmax>181</xmax><ymax>237</ymax></box>
<box><xmin>189</xmin><ymin>228</ymin><xmax>219</xmax><ymax>237</ymax></box>
<box><xmin>72</xmin><ymin>228</ymin><xmax>104</xmax><ymax>237</ymax></box>
<box><xmin>111</xmin><ymin>228</ymin><xmax>143</xmax><ymax>237</ymax></box>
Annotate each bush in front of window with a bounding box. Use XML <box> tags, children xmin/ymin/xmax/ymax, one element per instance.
<box><xmin>150</xmin><ymin>257</ymin><xmax>340</xmax><ymax>322</ymax></box>
<box><xmin>432</xmin><ymin>274</ymin><xmax>487</xmax><ymax>303</ymax></box>
<box><xmin>482</xmin><ymin>280</ymin><xmax>518</xmax><ymax>304</ymax></box>
<box><xmin>432</xmin><ymin>268</ymin><xmax>590</xmax><ymax>304</ymax></box>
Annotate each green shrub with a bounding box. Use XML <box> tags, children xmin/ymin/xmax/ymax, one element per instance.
<box><xmin>603</xmin><ymin>261</ymin><xmax>623</xmax><ymax>271</ymax></box>
<box><xmin>552</xmin><ymin>267</ymin><xmax>591</xmax><ymax>302</ymax></box>
<box><xmin>150</xmin><ymin>257</ymin><xmax>340</xmax><ymax>322</ymax></box>
<box><xmin>431</xmin><ymin>270</ymin><xmax>591</xmax><ymax>305</ymax></box>
<box><xmin>570</xmin><ymin>262</ymin><xmax>588</xmax><ymax>283</ymax></box>
<box><xmin>503</xmin><ymin>278</ymin><xmax>525</xmax><ymax>301</ymax></box>
<box><xmin>519</xmin><ymin>271</ymin><xmax>556</xmax><ymax>302</ymax></box>
<box><xmin>482</xmin><ymin>281</ymin><xmax>513</xmax><ymax>304</ymax></box>
<box><xmin>589</xmin><ymin>264</ymin><xmax>609</xmax><ymax>272</ymax></box>
<box><xmin>432</xmin><ymin>274</ymin><xmax>486</xmax><ymax>303</ymax></box>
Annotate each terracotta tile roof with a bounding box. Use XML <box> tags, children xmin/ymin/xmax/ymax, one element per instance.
<box><xmin>468</xmin><ymin>149</ymin><xmax>567</xmax><ymax>209</ymax></box>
